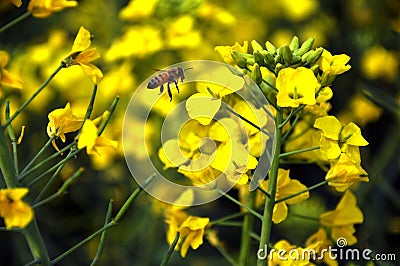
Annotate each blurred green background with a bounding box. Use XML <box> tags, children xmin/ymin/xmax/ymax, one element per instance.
<box><xmin>0</xmin><ymin>0</ymin><xmax>399</xmax><ymax>265</ymax></box>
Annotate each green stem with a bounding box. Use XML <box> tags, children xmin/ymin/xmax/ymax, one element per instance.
<box><xmin>32</xmin><ymin>168</ymin><xmax>84</xmax><ymax>209</ymax></box>
<box><xmin>209</xmin><ymin>212</ymin><xmax>246</xmax><ymax>226</ymax></box>
<box><xmin>2</xmin><ymin>64</ymin><xmax>64</xmax><ymax>129</ymax></box>
<box><xmin>51</xmin><ymin>222</ymin><xmax>114</xmax><ymax>264</ymax></box>
<box><xmin>217</xmin><ymin>188</ymin><xmax>263</xmax><ymax>220</ymax></box>
<box><xmin>19</xmin><ymin>141</ymin><xmax>75</xmax><ymax>181</ymax></box>
<box><xmin>239</xmin><ymin>190</ymin><xmax>256</xmax><ymax>266</ymax></box>
<box><xmin>34</xmin><ymin>150</ymin><xmax>71</xmax><ymax>203</ymax></box>
<box><xmin>77</xmin><ymin>85</ymin><xmax>98</xmax><ymax>135</ymax></box>
<box><xmin>114</xmin><ymin>174</ymin><xmax>155</xmax><ymax>223</ymax></box>
<box><xmin>90</xmin><ymin>200</ymin><xmax>113</xmax><ymax>266</ymax></box>
<box><xmin>160</xmin><ymin>232</ymin><xmax>180</xmax><ymax>266</ymax></box>
<box><xmin>0</xmin><ymin>126</ymin><xmax>50</xmax><ymax>265</ymax></box>
<box><xmin>279</xmin><ymin>146</ymin><xmax>320</xmax><ymax>158</ymax></box>
<box><xmin>23</xmin><ymin>220</ymin><xmax>50</xmax><ymax>266</ymax></box>
<box><xmin>225</xmin><ymin>105</ymin><xmax>274</xmax><ymax>138</ymax></box>
<box><xmin>275</xmin><ymin>180</ymin><xmax>327</xmax><ymax>203</ymax></box>
<box><xmin>5</xmin><ymin>101</ymin><xmax>19</xmax><ymax>174</ymax></box>
<box><xmin>279</xmin><ymin>109</ymin><xmax>294</xmax><ymax>129</ymax></box>
<box><xmin>20</xmin><ymin>136</ymin><xmax>55</xmax><ymax>175</ymax></box>
<box><xmin>257</xmin><ymin>111</ymin><xmax>282</xmax><ymax>266</ymax></box>
<box><xmin>0</xmin><ymin>127</ymin><xmax>17</xmax><ymax>187</ymax></box>
<box><xmin>97</xmin><ymin>96</ymin><xmax>119</xmax><ymax>136</ymax></box>
<box><xmin>281</xmin><ymin>112</ymin><xmax>301</xmax><ymax>142</ymax></box>
<box><xmin>26</xmin><ymin>149</ymin><xmax>80</xmax><ymax>187</ymax></box>
<box><xmin>0</xmin><ymin>12</ymin><xmax>31</xmax><ymax>34</ymax></box>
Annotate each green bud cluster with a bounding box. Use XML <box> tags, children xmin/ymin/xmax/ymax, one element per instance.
<box><xmin>230</xmin><ymin>36</ymin><xmax>324</xmax><ymax>75</ymax></box>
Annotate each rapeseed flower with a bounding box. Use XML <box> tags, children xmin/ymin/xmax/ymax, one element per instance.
<box><xmin>62</xmin><ymin>26</ymin><xmax>103</xmax><ymax>84</ymax></box>
<box><xmin>28</xmin><ymin>0</ymin><xmax>78</xmax><ymax>18</ymax></box>
<box><xmin>262</xmin><ymin>169</ymin><xmax>309</xmax><ymax>223</ymax></box>
<box><xmin>0</xmin><ymin>188</ymin><xmax>33</xmax><ymax>229</ymax></box>
<box><xmin>320</xmin><ymin>190</ymin><xmax>364</xmax><ymax>245</ymax></box>
<box><xmin>276</xmin><ymin>67</ymin><xmax>319</xmax><ymax>107</ymax></box>
<box><xmin>77</xmin><ymin>119</ymin><xmax>117</xmax><ymax>155</ymax></box>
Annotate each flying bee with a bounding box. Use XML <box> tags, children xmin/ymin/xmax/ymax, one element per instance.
<box><xmin>147</xmin><ymin>67</ymin><xmax>193</xmax><ymax>101</ymax></box>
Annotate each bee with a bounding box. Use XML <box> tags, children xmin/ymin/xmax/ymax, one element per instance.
<box><xmin>147</xmin><ymin>67</ymin><xmax>193</xmax><ymax>101</ymax></box>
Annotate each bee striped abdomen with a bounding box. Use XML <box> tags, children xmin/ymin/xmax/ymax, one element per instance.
<box><xmin>147</xmin><ymin>72</ymin><xmax>169</xmax><ymax>89</ymax></box>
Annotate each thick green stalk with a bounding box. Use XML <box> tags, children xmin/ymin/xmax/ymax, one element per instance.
<box><xmin>0</xmin><ymin>128</ymin><xmax>17</xmax><ymax>188</ymax></box>
<box><xmin>257</xmin><ymin>111</ymin><xmax>282</xmax><ymax>266</ymax></box>
<box><xmin>239</xmin><ymin>190</ymin><xmax>256</xmax><ymax>266</ymax></box>
<box><xmin>0</xmin><ymin>130</ymin><xmax>50</xmax><ymax>265</ymax></box>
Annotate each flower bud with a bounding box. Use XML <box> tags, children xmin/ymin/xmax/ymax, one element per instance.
<box><xmin>306</xmin><ymin>47</ymin><xmax>324</xmax><ymax>65</ymax></box>
<box><xmin>311</xmin><ymin>64</ymin><xmax>319</xmax><ymax>75</ymax></box>
<box><xmin>231</xmin><ymin>50</ymin><xmax>247</xmax><ymax>68</ymax></box>
<box><xmin>262</xmin><ymin>50</ymin><xmax>275</xmax><ymax>66</ymax></box>
<box><xmin>265</xmin><ymin>41</ymin><xmax>277</xmax><ymax>55</ymax></box>
<box><xmin>253</xmin><ymin>50</ymin><xmax>265</xmax><ymax>66</ymax></box>
<box><xmin>280</xmin><ymin>44</ymin><xmax>292</xmax><ymax>64</ymax></box>
<box><xmin>251</xmin><ymin>40</ymin><xmax>264</xmax><ymax>52</ymax></box>
<box><xmin>294</xmin><ymin>37</ymin><xmax>315</xmax><ymax>57</ymax></box>
<box><xmin>289</xmin><ymin>36</ymin><xmax>299</xmax><ymax>51</ymax></box>
<box><xmin>301</xmin><ymin>50</ymin><xmax>314</xmax><ymax>63</ymax></box>
<box><xmin>251</xmin><ymin>63</ymin><xmax>262</xmax><ymax>85</ymax></box>
<box><xmin>275</xmin><ymin>63</ymin><xmax>284</xmax><ymax>73</ymax></box>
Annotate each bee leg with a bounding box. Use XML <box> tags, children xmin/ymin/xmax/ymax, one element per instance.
<box><xmin>174</xmin><ymin>80</ymin><xmax>179</xmax><ymax>93</ymax></box>
<box><xmin>158</xmin><ymin>84</ymin><xmax>164</xmax><ymax>95</ymax></box>
<box><xmin>167</xmin><ymin>82</ymin><xmax>172</xmax><ymax>101</ymax></box>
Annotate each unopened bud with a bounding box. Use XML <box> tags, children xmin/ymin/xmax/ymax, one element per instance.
<box><xmin>253</xmin><ymin>51</ymin><xmax>265</xmax><ymax>66</ymax></box>
<box><xmin>265</xmin><ymin>41</ymin><xmax>277</xmax><ymax>55</ymax></box>
<box><xmin>306</xmin><ymin>47</ymin><xmax>324</xmax><ymax>65</ymax></box>
<box><xmin>251</xmin><ymin>63</ymin><xmax>262</xmax><ymax>85</ymax></box>
<box><xmin>231</xmin><ymin>50</ymin><xmax>248</xmax><ymax>68</ymax></box>
<box><xmin>289</xmin><ymin>36</ymin><xmax>299</xmax><ymax>51</ymax></box>
<box><xmin>280</xmin><ymin>44</ymin><xmax>292</xmax><ymax>64</ymax></box>
<box><xmin>310</xmin><ymin>64</ymin><xmax>319</xmax><ymax>75</ymax></box>
<box><xmin>294</xmin><ymin>37</ymin><xmax>315</xmax><ymax>57</ymax></box>
<box><xmin>251</xmin><ymin>40</ymin><xmax>264</xmax><ymax>52</ymax></box>
<box><xmin>262</xmin><ymin>50</ymin><xmax>275</xmax><ymax>66</ymax></box>
<box><xmin>275</xmin><ymin>63</ymin><xmax>284</xmax><ymax>73</ymax></box>
<box><xmin>301</xmin><ymin>50</ymin><xmax>314</xmax><ymax>63</ymax></box>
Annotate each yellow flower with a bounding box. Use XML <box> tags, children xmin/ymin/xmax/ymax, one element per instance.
<box><xmin>361</xmin><ymin>46</ymin><xmax>399</xmax><ymax>81</ymax></box>
<box><xmin>77</xmin><ymin>119</ymin><xmax>117</xmax><ymax>155</ymax></box>
<box><xmin>186</xmin><ymin>93</ymin><xmax>221</xmax><ymax>125</ymax></box>
<box><xmin>325</xmin><ymin>153</ymin><xmax>369</xmax><ymax>192</ymax></box>
<box><xmin>263</xmin><ymin>169</ymin><xmax>309</xmax><ymax>224</ymax></box>
<box><xmin>0</xmin><ymin>188</ymin><xmax>34</xmax><ymax>229</ymax></box>
<box><xmin>165</xmin><ymin>15</ymin><xmax>202</xmax><ymax>49</ymax></box>
<box><xmin>62</xmin><ymin>26</ymin><xmax>103</xmax><ymax>84</ymax></box>
<box><xmin>0</xmin><ymin>50</ymin><xmax>23</xmax><ymax>90</ymax></box>
<box><xmin>276</xmin><ymin>67</ymin><xmax>319</xmax><ymax>107</ymax></box>
<box><xmin>268</xmin><ymin>239</ymin><xmax>322</xmax><ymax>265</ymax></box>
<box><xmin>320</xmin><ymin>190</ymin><xmax>364</xmax><ymax>245</ymax></box>
<box><xmin>215</xmin><ymin>41</ymin><xmax>248</xmax><ymax>66</ymax></box>
<box><xmin>105</xmin><ymin>25</ymin><xmax>163</xmax><ymax>60</ymax></box>
<box><xmin>165</xmin><ymin>208</ymin><xmax>210</xmax><ymax>258</ymax></box>
<box><xmin>28</xmin><ymin>0</ymin><xmax>78</xmax><ymax>18</ymax></box>
<box><xmin>280</xmin><ymin>0</ymin><xmax>319</xmax><ymax>21</ymax></box>
<box><xmin>314</xmin><ymin>116</ymin><xmax>368</xmax><ymax>161</ymax></box>
<box><xmin>6</xmin><ymin>0</ymin><xmax>22</xmax><ymax>7</ymax></box>
<box><xmin>306</xmin><ymin>229</ymin><xmax>338</xmax><ymax>266</ymax></box>
<box><xmin>47</xmin><ymin>103</ymin><xmax>82</xmax><ymax>151</ymax></box>
<box><xmin>119</xmin><ymin>0</ymin><xmax>159</xmax><ymax>21</ymax></box>
<box><xmin>319</xmin><ymin>50</ymin><xmax>351</xmax><ymax>75</ymax></box>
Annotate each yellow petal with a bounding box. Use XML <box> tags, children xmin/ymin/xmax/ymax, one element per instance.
<box><xmin>314</xmin><ymin>116</ymin><xmax>342</xmax><ymax>140</ymax></box>
<box><xmin>71</xmin><ymin>26</ymin><xmax>91</xmax><ymax>53</ymax></box>
<box><xmin>272</xmin><ymin>202</ymin><xmax>288</xmax><ymax>223</ymax></box>
<box><xmin>186</xmin><ymin>93</ymin><xmax>221</xmax><ymax>125</ymax></box>
<box><xmin>79</xmin><ymin>63</ymin><xmax>103</xmax><ymax>84</ymax></box>
<box><xmin>341</xmin><ymin>123</ymin><xmax>368</xmax><ymax>146</ymax></box>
